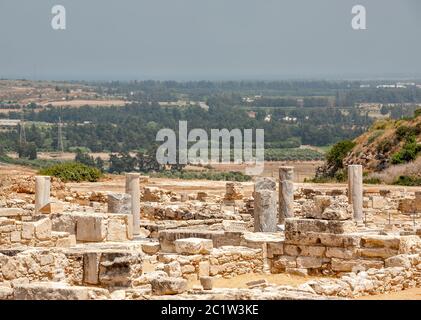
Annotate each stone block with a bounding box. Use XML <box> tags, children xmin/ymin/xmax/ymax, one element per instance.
<box><xmin>385</xmin><ymin>255</ymin><xmax>411</xmax><ymax>269</ymax></box>
<box><xmin>325</xmin><ymin>247</ymin><xmax>356</xmax><ymax>259</ymax></box>
<box><xmin>141</xmin><ymin>242</ymin><xmax>160</xmax><ymax>255</ymax></box>
<box><xmin>98</xmin><ymin>251</ymin><xmax>143</xmax><ymax>287</ymax></box>
<box><xmin>271</xmin><ymin>256</ymin><xmax>297</xmax><ymax>272</ymax></box>
<box><xmin>76</xmin><ymin>215</ymin><xmax>106</xmax><ymax>242</ymax></box>
<box><xmin>0</xmin><ymin>208</ymin><xmax>26</xmax><ymax>217</ymax></box>
<box><xmin>107</xmin><ymin>214</ymin><xmax>132</xmax><ymax>242</ymax></box>
<box><xmin>200</xmin><ymin>276</ymin><xmax>214</xmax><ymax>290</ymax></box>
<box><xmin>371</xmin><ymin>196</ymin><xmax>387</xmax><ymax>209</ymax></box>
<box><xmin>174</xmin><ymin>238</ymin><xmax>213</xmax><ymax>255</ymax></box>
<box><xmin>331</xmin><ymin>258</ymin><xmax>384</xmax><ymax>272</ymax></box>
<box><xmin>10</xmin><ymin>231</ymin><xmax>21</xmax><ymax>242</ymax></box>
<box><xmin>360</xmin><ymin>235</ymin><xmax>400</xmax><ymax>250</ymax></box>
<box><xmin>39</xmin><ymin>202</ymin><xmax>64</xmax><ymax>214</ymax></box>
<box><xmin>14</xmin><ymin>282</ymin><xmax>90</xmax><ymax>300</ymax></box>
<box><xmin>296</xmin><ymin>256</ymin><xmax>323</xmax><ymax>269</ymax></box>
<box><xmin>150</xmin><ymin>277</ymin><xmax>188</xmax><ymax>295</ymax></box>
<box><xmin>164</xmin><ymin>261</ymin><xmax>182</xmax><ymax>277</ymax></box>
<box><xmin>22</xmin><ymin>222</ymin><xmax>35</xmax><ymax>240</ymax></box>
<box><xmin>34</xmin><ymin>218</ymin><xmax>52</xmax><ymax>240</ymax></box>
<box><xmin>358</xmin><ymin>248</ymin><xmax>398</xmax><ymax>259</ymax></box>
<box><xmin>267</xmin><ymin>242</ymin><xmax>284</xmax><ymax>258</ymax></box>
<box><xmin>51</xmin><ymin>213</ymin><xmax>77</xmax><ymax>235</ymax></box>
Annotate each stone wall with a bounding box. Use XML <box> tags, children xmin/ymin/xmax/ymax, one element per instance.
<box><xmin>0</xmin><ymin>247</ymin><xmax>143</xmax><ymax>290</ymax></box>
<box><xmin>270</xmin><ymin>221</ymin><xmax>421</xmax><ymax>275</ymax></box>
<box><xmin>0</xmin><ymin>217</ymin><xmax>75</xmax><ymax>248</ymax></box>
<box><xmin>51</xmin><ymin>212</ymin><xmax>133</xmax><ymax>243</ymax></box>
<box><xmin>305</xmin><ymin>253</ymin><xmax>421</xmax><ymax>298</ymax></box>
<box><xmin>158</xmin><ymin>229</ymin><xmax>243</xmax><ymax>252</ymax></box>
<box><xmin>157</xmin><ymin>238</ymin><xmax>263</xmax><ymax>279</ymax></box>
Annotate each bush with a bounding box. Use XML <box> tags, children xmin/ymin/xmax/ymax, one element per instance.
<box><xmin>376</xmin><ymin>139</ymin><xmax>394</xmax><ymax>154</ymax></box>
<box><xmin>326</xmin><ymin>140</ymin><xmax>356</xmax><ymax>171</ymax></box>
<box><xmin>391</xmin><ymin>138</ymin><xmax>421</xmax><ymax>164</ymax></box>
<box><xmin>395</xmin><ymin>125</ymin><xmax>420</xmax><ymax>141</ymax></box>
<box><xmin>39</xmin><ymin>162</ymin><xmax>103</xmax><ymax>182</ymax></box>
<box><xmin>363</xmin><ymin>177</ymin><xmax>382</xmax><ymax>185</ymax></box>
<box><xmin>18</xmin><ymin>142</ymin><xmax>37</xmax><ymax>160</ymax></box>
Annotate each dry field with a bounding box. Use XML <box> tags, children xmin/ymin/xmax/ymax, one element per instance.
<box><xmin>39</xmin><ymin>99</ymin><xmax>127</xmax><ymax>108</ymax></box>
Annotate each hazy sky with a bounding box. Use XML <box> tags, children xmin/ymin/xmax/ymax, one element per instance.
<box><xmin>0</xmin><ymin>0</ymin><xmax>420</xmax><ymax>80</ymax></box>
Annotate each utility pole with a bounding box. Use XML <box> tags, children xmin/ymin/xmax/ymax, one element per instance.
<box><xmin>58</xmin><ymin>116</ymin><xmax>64</xmax><ymax>153</ymax></box>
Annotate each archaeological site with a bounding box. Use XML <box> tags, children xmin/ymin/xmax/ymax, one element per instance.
<box><xmin>1</xmin><ymin>165</ymin><xmax>420</xmax><ymax>301</ymax></box>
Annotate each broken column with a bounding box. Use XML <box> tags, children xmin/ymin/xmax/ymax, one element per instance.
<box><xmin>35</xmin><ymin>176</ymin><xmax>51</xmax><ymax>214</ymax></box>
<box><xmin>348</xmin><ymin>165</ymin><xmax>363</xmax><ymax>222</ymax></box>
<box><xmin>254</xmin><ymin>190</ymin><xmax>277</xmax><ymax>232</ymax></box>
<box><xmin>254</xmin><ymin>177</ymin><xmax>277</xmax><ymax>232</ymax></box>
<box><xmin>279</xmin><ymin>166</ymin><xmax>294</xmax><ymax>224</ymax></box>
<box><xmin>125</xmin><ymin>173</ymin><xmax>141</xmax><ymax>235</ymax></box>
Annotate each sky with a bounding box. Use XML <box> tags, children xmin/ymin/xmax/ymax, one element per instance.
<box><xmin>0</xmin><ymin>0</ymin><xmax>420</xmax><ymax>80</ymax></box>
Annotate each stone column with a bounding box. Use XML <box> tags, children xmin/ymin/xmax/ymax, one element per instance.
<box><xmin>279</xmin><ymin>166</ymin><xmax>294</xmax><ymax>224</ymax></box>
<box><xmin>348</xmin><ymin>165</ymin><xmax>363</xmax><ymax>222</ymax></box>
<box><xmin>35</xmin><ymin>176</ymin><xmax>51</xmax><ymax>214</ymax></box>
<box><xmin>254</xmin><ymin>190</ymin><xmax>277</xmax><ymax>232</ymax></box>
<box><xmin>125</xmin><ymin>173</ymin><xmax>140</xmax><ymax>235</ymax></box>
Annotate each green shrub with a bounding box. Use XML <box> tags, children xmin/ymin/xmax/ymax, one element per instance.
<box><xmin>39</xmin><ymin>162</ymin><xmax>103</xmax><ymax>182</ymax></box>
<box><xmin>376</xmin><ymin>139</ymin><xmax>393</xmax><ymax>154</ymax></box>
<box><xmin>395</xmin><ymin>125</ymin><xmax>420</xmax><ymax>141</ymax></box>
<box><xmin>391</xmin><ymin>139</ymin><xmax>421</xmax><ymax>164</ymax></box>
<box><xmin>364</xmin><ymin>177</ymin><xmax>382</xmax><ymax>185</ymax></box>
<box><xmin>415</xmin><ymin>109</ymin><xmax>421</xmax><ymax>118</ymax></box>
<box><xmin>326</xmin><ymin>140</ymin><xmax>356</xmax><ymax>171</ymax></box>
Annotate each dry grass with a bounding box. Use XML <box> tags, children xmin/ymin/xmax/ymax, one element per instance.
<box><xmin>368</xmin><ymin>157</ymin><xmax>421</xmax><ymax>184</ymax></box>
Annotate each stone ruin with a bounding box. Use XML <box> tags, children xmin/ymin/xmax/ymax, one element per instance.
<box><xmin>1</xmin><ymin>165</ymin><xmax>421</xmax><ymax>300</ymax></box>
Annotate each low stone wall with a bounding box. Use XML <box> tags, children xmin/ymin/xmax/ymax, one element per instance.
<box><xmin>270</xmin><ymin>220</ymin><xmax>421</xmax><ymax>276</ymax></box>
<box><xmin>0</xmin><ymin>217</ymin><xmax>75</xmax><ymax>248</ymax></box>
<box><xmin>209</xmin><ymin>246</ymin><xmax>263</xmax><ymax>278</ymax></box>
<box><xmin>0</xmin><ymin>247</ymin><xmax>143</xmax><ymax>290</ymax></box>
<box><xmin>158</xmin><ymin>239</ymin><xmax>263</xmax><ymax>279</ymax></box>
<box><xmin>305</xmin><ymin>253</ymin><xmax>421</xmax><ymax>298</ymax></box>
<box><xmin>51</xmin><ymin>212</ymin><xmax>133</xmax><ymax>243</ymax></box>
<box><xmin>158</xmin><ymin>229</ymin><xmax>243</xmax><ymax>252</ymax></box>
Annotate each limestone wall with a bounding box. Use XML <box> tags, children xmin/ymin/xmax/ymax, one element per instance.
<box><xmin>305</xmin><ymin>253</ymin><xmax>421</xmax><ymax>297</ymax></box>
<box><xmin>0</xmin><ymin>248</ymin><xmax>143</xmax><ymax>289</ymax></box>
<box><xmin>0</xmin><ymin>217</ymin><xmax>75</xmax><ymax>248</ymax></box>
<box><xmin>270</xmin><ymin>223</ymin><xmax>421</xmax><ymax>275</ymax></box>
